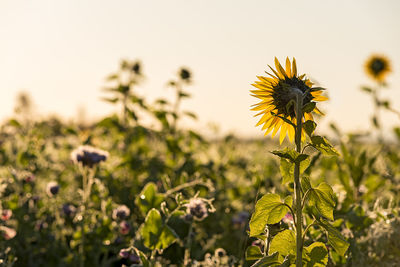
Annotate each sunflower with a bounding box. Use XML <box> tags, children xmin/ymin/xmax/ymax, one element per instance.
<box><xmin>365</xmin><ymin>54</ymin><xmax>391</xmax><ymax>82</ymax></box>
<box><xmin>250</xmin><ymin>57</ymin><xmax>327</xmax><ymax>143</ymax></box>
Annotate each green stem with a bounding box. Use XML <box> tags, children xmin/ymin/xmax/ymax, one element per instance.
<box><xmin>184</xmin><ymin>223</ymin><xmax>193</xmax><ymax>266</ymax></box>
<box><xmin>294</xmin><ymin>91</ymin><xmax>304</xmax><ymax>267</ymax></box>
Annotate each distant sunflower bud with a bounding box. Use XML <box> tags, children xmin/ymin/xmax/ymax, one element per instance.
<box><xmin>179</xmin><ymin>68</ymin><xmax>191</xmax><ymax>82</ymax></box>
<box><xmin>132</xmin><ymin>62</ymin><xmax>141</xmax><ymax>75</ymax></box>
<box><xmin>70</xmin><ymin>145</ymin><xmax>109</xmax><ymax>168</ymax></box>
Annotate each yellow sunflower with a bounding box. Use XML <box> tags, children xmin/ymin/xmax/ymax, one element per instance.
<box><xmin>250</xmin><ymin>57</ymin><xmax>327</xmax><ymax>143</ymax></box>
<box><xmin>365</xmin><ymin>54</ymin><xmax>391</xmax><ymax>82</ymax></box>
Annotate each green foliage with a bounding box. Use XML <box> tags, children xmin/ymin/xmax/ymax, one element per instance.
<box><xmin>301</xmin><ymin>177</ymin><xmax>335</xmax><ymax>221</ymax></box>
<box><xmin>249</xmin><ymin>194</ymin><xmax>292</xmax><ymax>237</ymax></box>
<box><xmin>135</xmin><ymin>182</ymin><xmax>164</xmax><ymax>216</ymax></box>
<box><xmin>140</xmin><ymin>209</ymin><xmax>178</xmax><ymax>252</ymax></box>
<box><xmin>269</xmin><ymin>230</ymin><xmax>296</xmax><ymax>258</ymax></box>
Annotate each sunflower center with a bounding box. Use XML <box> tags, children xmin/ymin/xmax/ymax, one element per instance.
<box><xmin>371</xmin><ymin>59</ymin><xmax>385</xmax><ymax>75</ymax></box>
<box><xmin>271</xmin><ymin>77</ymin><xmax>313</xmax><ymax>118</ymax></box>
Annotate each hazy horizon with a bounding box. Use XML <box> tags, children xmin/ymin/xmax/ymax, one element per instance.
<box><xmin>1</xmin><ymin>0</ymin><xmax>400</xmax><ymax>138</ymax></box>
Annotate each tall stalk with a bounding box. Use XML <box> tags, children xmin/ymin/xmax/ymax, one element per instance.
<box><xmin>294</xmin><ymin>91</ymin><xmax>303</xmax><ymax>267</ymax></box>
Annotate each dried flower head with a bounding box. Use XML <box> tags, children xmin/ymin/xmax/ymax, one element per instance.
<box><xmin>251</xmin><ymin>57</ymin><xmax>327</xmax><ymax>143</ymax></box>
<box><xmin>46</xmin><ymin>181</ymin><xmax>60</xmax><ymax>197</ymax></box>
<box><xmin>112</xmin><ymin>205</ymin><xmax>130</xmax><ymax>220</ymax></box>
<box><xmin>70</xmin><ymin>145</ymin><xmax>109</xmax><ymax>168</ymax></box>
<box><xmin>214</xmin><ymin>248</ymin><xmax>226</xmax><ymax>258</ymax></box>
<box><xmin>365</xmin><ymin>54</ymin><xmax>391</xmax><ymax>82</ymax></box>
<box><xmin>187</xmin><ymin>198</ymin><xmax>208</xmax><ymax>221</ymax></box>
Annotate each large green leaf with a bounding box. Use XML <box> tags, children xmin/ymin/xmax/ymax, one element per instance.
<box><xmin>140</xmin><ymin>209</ymin><xmax>177</xmax><ymax>252</ymax></box>
<box><xmin>310</xmin><ymin>136</ymin><xmax>339</xmax><ymax>156</ymax></box>
<box><xmin>317</xmin><ymin>219</ymin><xmax>349</xmax><ymax>256</ymax></box>
<box><xmin>250</xmin><ymin>252</ymin><xmax>281</xmax><ymax>267</ymax></box>
<box><xmin>269</xmin><ymin>230</ymin><xmax>296</xmax><ymax>257</ymax></box>
<box><xmin>135</xmin><ymin>183</ymin><xmax>164</xmax><ymax>216</ymax></box>
<box><xmin>249</xmin><ymin>194</ymin><xmax>292</xmax><ymax>237</ymax></box>
<box><xmin>272</xmin><ymin>148</ymin><xmax>307</xmax><ymax>163</ymax></box>
<box><xmin>303</xmin><ymin>242</ymin><xmax>328</xmax><ymax>267</ymax></box>
<box><xmin>302</xmin><ymin>177</ymin><xmax>335</xmax><ymax>221</ymax></box>
<box><xmin>246</xmin><ymin>245</ymin><xmax>264</xmax><ymax>261</ymax></box>
<box><xmin>280</xmin><ymin>158</ymin><xmax>310</xmax><ymax>184</ymax></box>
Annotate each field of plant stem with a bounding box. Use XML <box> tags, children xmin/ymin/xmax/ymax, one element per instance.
<box><xmin>0</xmin><ymin>57</ymin><xmax>400</xmax><ymax>267</ymax></box>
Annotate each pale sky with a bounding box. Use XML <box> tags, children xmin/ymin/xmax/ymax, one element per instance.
<box><xmin>1</xmin><ymin>0</ymin><xmax>399</xmax><ymax>137</ymax></box>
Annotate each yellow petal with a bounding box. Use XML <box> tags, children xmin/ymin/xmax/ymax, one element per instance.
<box><xmin>279</xmin><ymin>123</ymin><xmax>287</xmax><ymax>144</ymax></box>
<box><xmin>268</xmin><ymin>65</ymin><xmax>284</xmax><ymax>80</ymax></box>
<box><xmin>313</xmin><ymin>96</ymin><xmax>329</xmax><ymax>101</ymax></box>
<box><xmin>274</xmin><ymin>57</ymin><xmax>287</xmax><ymax>78</ymax></box>
<box><xmin>292</xmin><ymin>58</ymin><xmax>297</xmax><ymax>77</ymax></box>
<box><xmin>285</xmin><ymin>57</ymin><xmax>292</xmax><ymax>78</ymax></box>
<box><xmin>271</xmin><ymin>119</ymin><xmax>283</xmax><ymax>138</ymax></box>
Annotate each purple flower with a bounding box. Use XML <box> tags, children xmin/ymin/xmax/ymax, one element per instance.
<box><xmin>1</xmin><ymin>209</ymin><xmax>12</xmax><ymax>221</ymax></box>
<box><xmin>0</xmin><ymin>226</ymin><xmax>16</xmax><ymax>240</ymax></box>
<box><xmin>62</xmin><ymin>204</ymin><xmax>76</xmax><ymax>217</ymax></box>
<box><xmin>119</xmin><ymin>248</ymin><xmax>130</xmax><ymax>258</ymax></box>
<box><xmin>25</xmin><ymin>174</ymin><xmax>35</xmax><ymax>183</ymax></box>
<box><xmin>46</xmin><ymin>182</ymin><xmax>60</xmax><ymax>197</ymax></box>
<box><xmin>70</xmin><ymin>145</ymin><xmax>109</xmax><ymax>168</ymax></box>
<box><xmin>112</xmin><ymin>205</ymin><xmax>130</xmax><ymax>220</ymax></box>
<box><xmin>282</xmin><ymin>212</ymin><xmax>293</xmax><ymax>224</ymax></box>
<box><xmin>119</xmin><ymin>221</ymin><xmax>131</xmax><ymax>235</ymax></box>
<box><xmin>232</xmin><ymin>211</ymin><xmax>249</xmax><ymax>226</ymax></box>
<box><xmin>187</xmin><ymin>198</ymin><xmax>208</xmax><ymax>221</ymax></box>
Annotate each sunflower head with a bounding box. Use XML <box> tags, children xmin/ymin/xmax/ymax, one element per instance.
<box><xmin>365</xmin><ymin>54</ymin><xmax>391</xmax><ymax>82</ymax></box>
<box><xmin>250</xmin><ymin>57</ymin><xmax>327</xmax><ymax>143</ymax></box>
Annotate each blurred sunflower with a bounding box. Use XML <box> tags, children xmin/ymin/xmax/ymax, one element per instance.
<box><xmin>250</xmin><ymin>57</ymin><xmax>327</xmax><ymax>143</ymax></box>
<box><xmin>365</xmin><ymin>54</ymin><xmax>391</xmax><ymax>82</ymax></box>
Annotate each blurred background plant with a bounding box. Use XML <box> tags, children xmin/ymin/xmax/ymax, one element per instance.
<box><xmin>0</xmin><ymin>55</ymin><xmax>399</xmax><ymax>266</ymax></box>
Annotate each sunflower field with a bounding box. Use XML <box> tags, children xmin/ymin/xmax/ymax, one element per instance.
<box><xmin>0</xmin><ymin>56</ymin><xmax>400</xmax><ymax>267</ymax></box>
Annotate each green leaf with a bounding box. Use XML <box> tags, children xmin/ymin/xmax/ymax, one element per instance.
<box><xmin>246</xmin><ymin>246</ymin><xmax>264</xmax><ymax>261</ymax></box>
<box><xmin>280</xmin><ymin>158</ymin><xmax>310</xmax><ymax>184</ymax></box>
<box><xmin>310</xmin><ymin>136</ymin><xmax>339</xmax><ymax>156</ymax></box>
<box><xmin>249</xmin><ymin>194</ymin><xmax>292</xmax><ymax>237</ymax></box>
<box><xmin>269</xmin><ymin>229</ymin><xmax>296</xmax><ymax>257</ymax></box>
<box><xmin>303</xmin><ymin>120</ymin><xmax>316</xmax><ymax>137</ymax></box>
<box><xmin>135</xmin><ymin>183</ymin><xmax>164</xmax><ymax>216</ymax></box>
<box><xmin>250</xmin><ymin>252</ymin><xmax>281</xmax><ymax>267</ymax></box>
<box><xmin>302</xmin><ymin>102</ymin><xmax>316</xmax><ymax>113</ymax></box>
<box><xmin>302</xmin><ymin>177</ymin><xmax>335</xmax><ymax>221</ymax></box>
<box><xmin>140</xmin><ymin>209</ymin><xmax>177</xmax><ymax>252</ymax></box>
<box><xmin>361</xmin><ymin>86</ymin><xmax>373</xmax><ymax>93</ymax></box>
<box><xmin>317</xmin><ymin>219</ymin><xmax>349</xmax><ymax>256</ymax></box>
<box><xmin>303</xmin><ymin>242</ymin><xmax>328</xmax><ymax>267</ymax></box>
